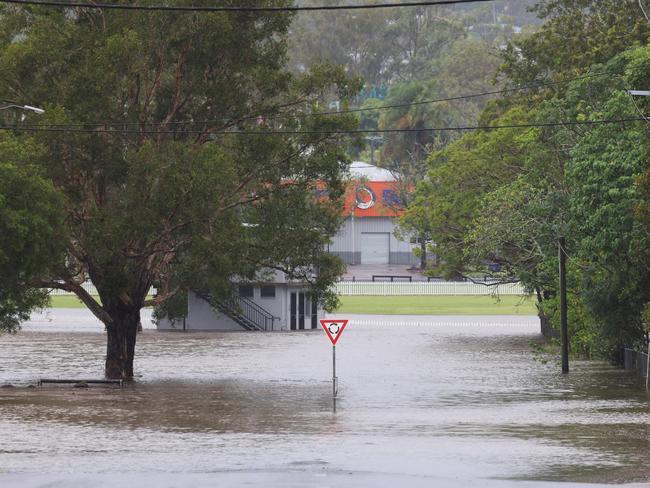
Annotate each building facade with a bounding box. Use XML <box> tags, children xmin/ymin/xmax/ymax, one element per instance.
<box><xmin>328</xmin><ymin>162</ymin><xmax>419</xmax><ymax>266</ymax></box>
<box><xmin>156</xmin><ymin>162</ymin><xmax>418</xmax><ymax>332</ymax></box>
<box><xmin>156</xmin><ymin>272</ymin><xmax>320</xmax><ymax>332</ymax></box>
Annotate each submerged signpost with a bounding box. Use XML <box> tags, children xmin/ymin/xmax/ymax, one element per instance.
<box><xmin>320</xmin><ymin>319</ymin><xmax>348</xmax><ymax>399</ymax></box>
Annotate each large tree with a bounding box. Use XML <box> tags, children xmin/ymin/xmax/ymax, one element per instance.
<box><xmin>0</xmin><ymin>2</ymin><xmax>359</xmax><ymax>379</ymax></box>
<box><xmin>289</xmin><ymin>1</ymin><xmax>465</xmax><ymax>86</ymax></box>
<box><xmin>500</xmin><ymin>0</ymin><xmax>649</xmax><ymax>85</ymax></box>
<box><xmin>405</xmin><ymin>0</ymin><xmax>650</xmax><ymax>355</ymax></box>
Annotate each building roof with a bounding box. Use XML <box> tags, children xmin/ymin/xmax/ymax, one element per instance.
<box><xmin>349</xmin><ymin>161</ymin><xmax>396</xmax><ymax>182</ymax></box>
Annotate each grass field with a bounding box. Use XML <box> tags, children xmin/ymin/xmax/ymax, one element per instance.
<box><xmin>336</xmin><ymin>295</ymin><xmax>536</xmax><ymax>315</ymax></box>
<box><xmin>48</xmin><ymin>295</ymin><xmax>154</xmax><ymax>308</ymax></box>
<box><xmin>49</xmin><ymin>295</ymin><xmax>91</xmax><ymax>308</ymax></box>
<box><xmin>49</xmin><ymin>294</ymin><xmax>537</xmax><ymax>316</ymax></box>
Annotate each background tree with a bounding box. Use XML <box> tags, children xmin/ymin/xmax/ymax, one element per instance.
<box><xmin>405</xmin><ymin>0</ymin><xmax>650</xmax><ymax>357</ymax></box>
<box><xmin>0</xmin><ymin>133</ymin><xmax>65</xmax><ymax>333</ymax></box>
<box><xmin>289</xmin><ymin>2</ymin><xmax>465</xmax><ymax>85</ymax></box>
<box><xmin>0</xmin><ymin>2</ymin><xmax>360</xmax><ymax>379</ymax></box>
<box><xmin>500</xmin><ymin>0</ymin><xmax>649</xmax><ymax>84</ymax></box>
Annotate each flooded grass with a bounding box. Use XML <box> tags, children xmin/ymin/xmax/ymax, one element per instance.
<box><xmin>0</xmin><ymin>311</ymin><xmax>648</xmax><ymax>486</ymax></box>
<box><xmin>337</xmin><ymin>295</ymin><xmax>537</xmax><ymax>315</ymax></box>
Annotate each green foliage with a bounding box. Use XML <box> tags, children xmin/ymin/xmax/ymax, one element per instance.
<box><xmin>381</xmin><ymin>38</ymin><xmax>501</xmax><ymax>268</ymax></box>
<box><xmin>289</xmin><ymin>3</ymin><xmax>467</xmax><ymax>85</ymax></box>
<box><xmin>0</xmin><ymin>133</ymin><xmax>65</xmax><ymax>332</ymax></box>
<box><xmin>379</xmin><ymin>39</ymin><xmax>501</xmax><ymax>168</ymax></box>
<box><xmin>500</xmin><ymin>0</ymin><xmax>649</xmax><ymax>84</ymax></box>
<box><xmin>289</xmin><ymin>1</ymin><xmax>531</xmax><ymax>85</ymax></box>
<box><xmin>0</xmin><ymin>3</ymin><xmax>359</xmax><ymax>375</ymax></box>
<box><xmin>405</xmin><ymin>1</ymin><xmax>650</xmax><ymax>359</ymax></box>
<box><xmin>406</xmin><ymin>105</ymin><xmax>539</xmax><ymax>276</ymax></box>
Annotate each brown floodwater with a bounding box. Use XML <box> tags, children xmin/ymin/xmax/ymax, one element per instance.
<box><xmin>0</xmin><ymin>310</ymin><xmax>648</xmax><ymax>487</ymax></box>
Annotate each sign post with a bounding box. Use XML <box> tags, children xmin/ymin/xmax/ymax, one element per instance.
<box><xmin>320</xmin><ymin>319</ymin><xmax>348</xmax><ymax>398</ymax></box>
<box><xmin>333</xmin><ymin>344</ymin><xmax>337</xmax><ymax>397</ymax></box>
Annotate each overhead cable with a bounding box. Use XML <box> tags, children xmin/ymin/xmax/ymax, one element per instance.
<box><xmin>13</xmin><ymin>71</ymin><xmax>611</xmax><ymax>129</ymax></box>
<box><xmin>308</xmin><ymin>71</ymin><xmax>608</xmax><ymax>117</ymax></box>
<box><xmin>0</xmin><ymin>0</ymin><xmax>495</xmax><ymax>13</ymax></box>
<box><xmin>0</xmin><ymin>117</ymin><xmax>646</xmax><ymax>135</ymax></box>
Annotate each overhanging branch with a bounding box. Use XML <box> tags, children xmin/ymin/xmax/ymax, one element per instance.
<box><xmin>38</xmin><ymin>280</ymin><xmax>112</xmax><ymax>324</ymax></box>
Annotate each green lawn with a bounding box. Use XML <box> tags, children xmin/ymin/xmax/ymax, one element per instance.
<box><xmin>49</xmin><ymin>295</ymin><xmax>91</xmax><ymax>308</ymax></box>
<box><xmin>336</xmin><ymin>295</ymin><xmax>536</xmax><ymax>315</ymax></box>
<box><xmin>50</xmin><ymin>293</ymin><xmax>536</xmax><ymax>316</ymax></box>
<box><xmin>48</xmin><ymin>295</ymin><xmax>153</xmax><ymax>308</ymax></box>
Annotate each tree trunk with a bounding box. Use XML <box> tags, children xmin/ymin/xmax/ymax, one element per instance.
<box><xmin>420</xmin><ymin>238</ymin><xmax>427</xmax><ymax>270</ymax></box>
<box><xmin>538</xmin><ymin>309</ymin><xmax>559</xmax><ymax>339</ymax></box>
<box><xmin>104</xmin><ymin>307</ymin><xmax>141</xmax><ymax>380</ymax></box>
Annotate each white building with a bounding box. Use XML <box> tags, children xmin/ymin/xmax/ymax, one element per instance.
<box><xmin>156</xmin><ymin>272</ymin><xmax>319</xmax><ymax>332</ymax></box>
<box><xmin>156</xmin><ymin>161</ymin><xmax>418</xmax><ymax>333</ymax></box>
<box><xmin>328</xmin><ymin>162</ymin><xmax>419</xmax><ymax>266</ymax></box>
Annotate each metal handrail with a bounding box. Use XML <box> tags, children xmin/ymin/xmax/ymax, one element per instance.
<box><xmin>195</xmin><ymin>290</ymin><xmax>278</xmax><ymax>331</ymax></box>
<box><xmin>238</xmin><ymin>296</ymin><xmax>276</xmax><ymax>331</ymax></box>
<box><xmin>239</xmin><ymin>295</ymin><xmax>273</xmax><ymax>316</ymax></box>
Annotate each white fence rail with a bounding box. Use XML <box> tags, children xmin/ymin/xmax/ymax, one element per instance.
<box><xmin>49</xmin><ymin>281</ymin><xmax>525</xmax><ymax>297</ymax></box>
<box><xmin>49</xmin><ymin>283</ymin><xmax>156</xmax><ymax>296</ymax></box>
<box><xmin>334</xmin><ymin>281</ymin><xmax>527</xmax><ymax>296</ymax></box>
<box><xmin>48</xmin><ymin>283</ymin><xmax>99</xmax><ymax>296</ymax></box>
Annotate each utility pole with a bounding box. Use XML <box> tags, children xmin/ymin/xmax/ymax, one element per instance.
<box><xmin>559</xmin><ymin>237</ymin><xmax>569</xmax><ymax>374</ymax></box>
<box><xmin>365</xmin><ymin>135</ymin><xmax>383</xmax><ymax>166</ymax></box>
<box><xmin>627</xmin><ymin>89</ymin><xmax>649</xmax><ymax>385</ymax></box>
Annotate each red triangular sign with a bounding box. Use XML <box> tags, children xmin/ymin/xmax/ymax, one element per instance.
<box><xmin>320</xmin><ymin>319</ymin><xmax>348</xmax><ymax>345</ymax></box>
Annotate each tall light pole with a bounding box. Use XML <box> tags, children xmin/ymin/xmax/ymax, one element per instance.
<box><xmin>0</xmin><ymin>101</ymin><xmax>45</xmax><ymax>114</ymax></box>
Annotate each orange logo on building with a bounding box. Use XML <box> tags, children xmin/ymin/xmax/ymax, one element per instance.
<box><xmin>343</xmin><ymin>181</ymin><xmax>404</xmax><ymax>217</ymax></box>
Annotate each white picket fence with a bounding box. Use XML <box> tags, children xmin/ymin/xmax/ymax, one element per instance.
<box><xmin>49</xmin><ymin>283</ymin><xmax>156</xmax><ymax>296</ymax></box>
<box><xmin>334</xmin><ymin>281</ymin><xmax>527</xmax><ymax>296</ymax></box>
<box><xmin>48</xmin><ymin>281</ymin><xmax>526</xmax><ymax>297</ymax></box>
<box><xmin>48</xmin><ymin>283</ymin><xmax>98</xmax><ymax>295</ymax></box>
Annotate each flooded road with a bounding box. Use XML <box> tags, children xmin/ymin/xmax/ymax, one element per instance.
<box><xmin>0</xmin><ymin>310</ymin><xmax>649</xmax><ymax>487</ymax></box>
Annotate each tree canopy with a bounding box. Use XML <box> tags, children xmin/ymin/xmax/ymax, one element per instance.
<box><xmin>403</xmin><ymin>1</ymin><xmax>650</xmax><ymax>357</ymax></box>
<box><xmin>0</xmin><ymin>2</ymin><xmax>360</xmax><ymax>378</ymax></box>
<box><xmin>0</xmin><ymin>133</ymin><xmax>65</xmax><ymax>332</ymax></box>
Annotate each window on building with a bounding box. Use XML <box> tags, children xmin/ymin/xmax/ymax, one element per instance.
<box><xmin>260</xmin><ymin>285</ymin><xmax>275</xmax><ymax>298</ymax></box>
<box><xmin>239</xmin><ymin>285</ymin><xmax>254</xmax><ymax>298</ymax></box>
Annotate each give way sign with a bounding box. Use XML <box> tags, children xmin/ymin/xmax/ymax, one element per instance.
<box><xmin>320</xmin><ymin>319</ymin><xmax>348</xmax><ymax>345</ymax></box>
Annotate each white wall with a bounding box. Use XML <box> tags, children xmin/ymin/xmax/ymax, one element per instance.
<box><xmin>187</xmin><ymin>292</ymin><xmax>244</xmax><ymax>331</ymax></box>
<box><xmin>156</xmin><ymin>284</ymin><xmax>321</xmax><ymax>332</ymax></box>
<box><xmin>329</xmin><ymin>216</ymin><xmax>419</xmax><ymax>264</ymax></box>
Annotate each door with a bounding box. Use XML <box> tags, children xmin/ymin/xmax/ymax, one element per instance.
<box><xmin>298</xmin><ymin>292</ymin><xmax>305</xmax><ymax>330</ymax></box>
<box><xmin>290</xmin><ymin>292</ymin><xmax>297</xmax><ymax>330</ymax></box>
<box><xmin>311</xmin><ymin>297</ymin><xmax>318</xmax><ymax>329</ymax></box>
<box><xmin>290</xmin><ymin>292</ymin><xmax>307</xmax><ymax>330</ymax></box>
<box><xmin>361</xmin><ymin>232</ymin><xmax>390</xmax><ymax>264</ymax></box>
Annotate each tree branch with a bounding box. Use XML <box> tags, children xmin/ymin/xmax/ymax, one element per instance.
<box><xmin>39</xmin><ymin>280</ymin><xmax>112</xmax><ymax>324</ymax></box>
<box><xmin>143</xmin><ymin>285</ymin><xmax>179</xmax><ymax>308</ymax></box>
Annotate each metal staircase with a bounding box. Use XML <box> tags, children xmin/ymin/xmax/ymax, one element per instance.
<box><xmin>195</xmin><ymin>291</ymin><xmax>277</xmax><ymax>331</ymax></box>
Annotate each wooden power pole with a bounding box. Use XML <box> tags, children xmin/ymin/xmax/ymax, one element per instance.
<box><xmin>559</xmin><ymin>237</ymin><xmax>569</xmax><ymax>374</ymax></box>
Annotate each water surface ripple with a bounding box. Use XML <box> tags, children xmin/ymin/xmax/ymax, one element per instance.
<box><xmin>0</xmin><ymin>310</ymin><xmax>648</xmax><ymax>486</ymax></box>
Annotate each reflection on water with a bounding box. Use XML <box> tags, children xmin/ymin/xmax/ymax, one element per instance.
<box><xmin>0</xmin><ymin>311</ymin><xmax>648</xmax><ymax>485</ymax></box>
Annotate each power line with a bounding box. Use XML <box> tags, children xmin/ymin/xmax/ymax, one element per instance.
<box><xmin>313</xmin><ymin>72</ymin><xmax>608</xmax><ymax>117</ymax></box>
<box><xmin>12</xmin><ymin>71</ymin><xmax>611</xmax><ymax>129</ymax></box>
<box><xmin>0</xmin><ymin>117</ymin><xmax>646</xmax><ymax>135</ymax></box>
<box><xmin>0</xmin><ymin>0</ymin><xmax>495</xmax><ymax>13</ymax></box>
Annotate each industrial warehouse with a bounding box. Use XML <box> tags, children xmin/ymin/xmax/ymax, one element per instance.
<box><xmin>157</xmin><ymin>161</ymin><xmax>420</xmax><ymax>332</ymax></box>
<box><xmin>328</xmin><ymin>161</ymin><xmax>419</xmax><ymax>266</ymax></box>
